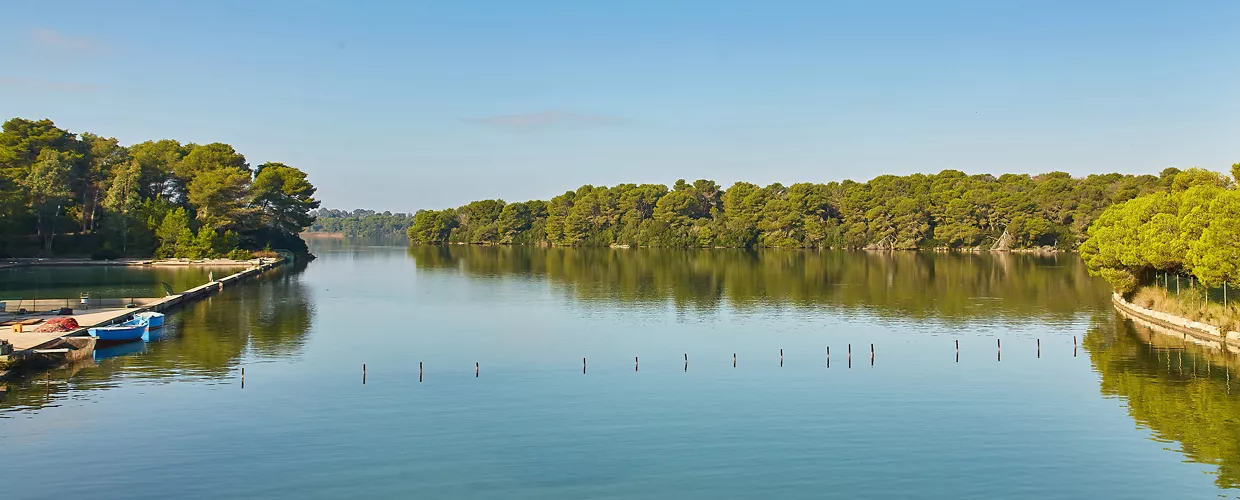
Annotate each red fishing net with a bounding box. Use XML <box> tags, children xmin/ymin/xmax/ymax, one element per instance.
<box><xmin>33</xmin><ymin>317</ymin><xmax>81</xmax><ymax>333</ymax></box>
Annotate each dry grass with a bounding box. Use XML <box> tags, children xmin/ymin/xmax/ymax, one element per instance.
<box><xmin>251</xmin><ymin>250</ymin><xmax>279</xmax><ymax>259</ymax></box>
<box><xmin>1132</xmin><ymin>286</ymin><xmax>1240</xmax><ymax>332</ymax></box>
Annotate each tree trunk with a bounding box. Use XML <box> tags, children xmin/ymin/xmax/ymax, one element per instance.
<box><xmin>89</xmin><ymin>190</ymin><xmax>100</xmax><ymax>232</ymax></box>
<box><xmin>44</xmin><ymin>213</ymin><xmax>55</xmax><ymax>252</ymax></box>
<box><xmin>82</xmin><ymin>195</ymin><xmax>90</xmax><ymax>232</ymax></box>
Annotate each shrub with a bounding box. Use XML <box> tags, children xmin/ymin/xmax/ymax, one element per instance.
<box><xmin>1132</xmin><ymin>285</ymin><xmax>1240</xmax><ymax>332</ymax></box>
<box><xmin>227</xmin><ymin>249</ymin><xmax>254</xmax><ymax>260</ymax></box>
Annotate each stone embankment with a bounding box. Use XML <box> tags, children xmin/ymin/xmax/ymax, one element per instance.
<box><xmin>1112</xmin><ymin>293</ymin><xmax>1240</xmax><ymax>349</ymax></box>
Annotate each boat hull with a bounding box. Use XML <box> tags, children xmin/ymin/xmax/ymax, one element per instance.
<box><xmin>89</xmin><ymin>324</ymin><xmax>146</xmax><ymax>344</ymax></box>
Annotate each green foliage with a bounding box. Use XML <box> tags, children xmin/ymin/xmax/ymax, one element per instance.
<box><xmin>1189</xmin><ymin>191</ymin><xmax>1240</xmax><ymax>288</ymax></box>
<box><xmin>411</xmin><ymin>171</ymin><xmax>1167</xmax><ymax>250</ymax></box>
<box><xmin>228</xmin><ymin>248</ymin><xmax>254</xmax><ymax>260</ymax></box>
<box><xmin>155</xmin><ymin>207</ymin><xmax>192</xmax><ymax>258</ymax></box>
<box><xmin>252</xmin><ymin>162</ymin><xmax>320</xmax><ymax>234</ymax></box>
<box><xmin>0</xmin><ymin>116</ymin><xmax>319</xmax><ymax>258</ymax></box>
<box><xmin>308</xmin><ymin>208</ymin><xmax>414</xmax><ymax>237</ymax></box>
<box><xmin>1082</xmin><ymin>167</ymin><xmax>1240</xmax><ymax>292</ymax></box>
<box><xmin>407</xmin><ymin>209</ymin><xmax>459</xmax><ymax>244</ymax></box>
<box><xmin>187</xmin><ymin>166</ymin><xmax>252</xmax><ymax>229</ymax></box>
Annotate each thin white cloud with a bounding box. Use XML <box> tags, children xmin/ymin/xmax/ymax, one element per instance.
<box><xmin>474</xmin><ymin>111</ymin><xmax>621</xmax><ymax>131</ymax></box>
<box><xmin>30</xmin><ymin>28</ymin><xmax>106</xmax><ymax>55</ymax></box>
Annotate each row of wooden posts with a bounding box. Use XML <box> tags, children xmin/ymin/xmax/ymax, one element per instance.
<box><xmin>238</xmin><ymin>337</ymin><xmax>1086</xmax><ymax>387</ymax></box>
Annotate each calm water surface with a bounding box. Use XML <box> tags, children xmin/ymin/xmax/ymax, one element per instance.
<box><xmin>2</xmin><ymin>240</ymin><xmax>1239</xmax><ymax>499</ymax></box>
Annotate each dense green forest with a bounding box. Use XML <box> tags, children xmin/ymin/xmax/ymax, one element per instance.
<box><xmin>0</xmin><ymin>117</ymin><xmax>320</xmax><ymax>258</ymax></box>
<box><xmin>306</xmin><ymin>209</ymin><xmax>414</xmax><ymax>237</ymax></box>
<box><xmin>1081</xmin><ymin>165</ymin><xmax>1240</xmax><ymax>293</ymax></box>
<box><xmin>409</xmin><ymin>170</ymin><xmax>1175</xmax><ymax>249</ymax></box>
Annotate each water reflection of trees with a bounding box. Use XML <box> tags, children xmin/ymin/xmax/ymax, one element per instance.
<box><xmin>1086</xmin><ymin>314</ymin><xmax>1240</xmax><ymax>489</ymax></box>
<box><xmin>0</xmin><ymin>263</ymin><xmax>313</xmax><ymax>416</ymax></box>
<box><xmin>408</xmin><ymin>246</ymin><xmax>1110</xmax><ymax>322</ymax></box>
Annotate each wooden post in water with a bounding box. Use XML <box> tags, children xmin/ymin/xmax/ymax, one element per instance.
<box><xmin>476</xmin><ymin>362</ymin><xmax>479</xmax><ymax>377</ymax></box>
<box><xmin>363</xmin><ymin>363</ymin><xmax>366</xmax><ymax>384</ymax></box>
<box><xmin>848</xmin><ymin>343</ymin><xmax>852</xmax><ymax>368</ymax></box>
<box><xmin>780</xmin><ymin>348</ymin><xmax>783</xmax><ymax>367</ymax></box>
<box><xmin>241</xmin><ymin>366</ymin><xmax>245</xmax><ymax>389</ymax></box>
<box><xmin>1037</xmin><ymin>339</ymin><xmax>1040</xmax><ymax>358</ymax></box>
<box><xmin>419</xmin><ymin>361</ymin><xmax>423</xmax><ymax>383</ymax></box>
<box><xmin>635</xmin><ymin>356</ymin><xmax>639</xmax><ymax>372</ymax></box>
<box><xmin>826</xmin><ymin>346</ymin><xmax>831</xmax><ymax>368</ymax></box>
<box><xmin>733</xmin><ymin>353</ymin><xmax>737</xmax><ymax>367</ymax></box>
<box><xmin>583</xmin><ymin>357</ymin><xmax>587</xmax><ymax>374</ymax></box>
<box><xmin>997</xmin><ymin>338</ymin><xmax>1001</xmax><ymax>362</ymax></box>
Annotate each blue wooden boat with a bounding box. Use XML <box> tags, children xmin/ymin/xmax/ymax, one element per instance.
<box><xmin>88</xmin><ymin>324</ymin><xmax>146</xmax><ymax>344</ymax></box>
<box><xmin>133</xmin><ymin>311</ymin><xmax>165</xmax><ymax>328</ymax></box>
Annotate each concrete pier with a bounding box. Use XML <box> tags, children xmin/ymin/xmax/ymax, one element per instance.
<box><xmin>1</xmin><ymin>259</ymin><xmax>285</xmax><ymax>371</ymax></box>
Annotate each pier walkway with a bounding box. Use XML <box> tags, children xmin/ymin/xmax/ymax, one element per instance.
<box><xmin>1</xmin><ymin>259</ymin><xmax>283</xmax><ymax>354</ymax></box>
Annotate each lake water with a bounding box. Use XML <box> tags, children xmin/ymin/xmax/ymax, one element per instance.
<box><xmin>2</xmin><ymin>239</ymin><xmax>1239</xmax><ymax>499</ymax></box>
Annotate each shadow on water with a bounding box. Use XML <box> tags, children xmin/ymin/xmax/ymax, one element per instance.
<box><xmin>94</xmin><ymin>340</ymin><xmax>148</xmax><ymax>360</ymax></box>
<box><xmin>407</xmin><ymin>245</ymin><xmax>1112</xmax><ymax>324</ymax></box>
<box><xmin>0</xmin><ymin>261</ymin><xmax>314</xmax><ymax>416</ymax></box>
<box><xmin>1086</xmin><ymin>313</ymin><xmax>1240</xmax><ymax>489</ymax></box>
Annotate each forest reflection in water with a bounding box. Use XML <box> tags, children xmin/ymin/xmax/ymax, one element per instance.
<box><xmin>407</xmin><ymin>245</ymin><xmax>1112</xmax><ymax>323</ymax></box>
<box><xmin>0</xmin><ymin>263</ymin><xmax>314</xmax><ymax>415</ymax></box>
<box><xmin>4</xmin><ymin>244</ymin><xmax>1240</xmax><ymax>495</ymax></box>
<box><xmin>1087</xmin><ymin>313</ymin><xmax>1240</xmax><ymax>489</ymax></box>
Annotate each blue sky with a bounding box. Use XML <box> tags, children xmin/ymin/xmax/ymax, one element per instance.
<box><xmin>3</xmin><ymin>1</ymin><xmax>1237</xmax><ymax>211</ymax></box>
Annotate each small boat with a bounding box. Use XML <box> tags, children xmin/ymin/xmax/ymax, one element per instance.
<box><xmin>133</xmin><ymin>311</ymin><xmax>165</xmax><ymax>329</ymax></box>
<box><xmin>88</xmin><ymin>324</ymin><xmax>146</xmax><ymax>344</ymax></box>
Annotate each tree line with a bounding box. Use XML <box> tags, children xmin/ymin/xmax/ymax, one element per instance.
<box><xmin>0</xmin><ymin>117</ymin><xmax>320</xmax><ymax>258</ymax></box>
<box><xmin>307</xmin><ymin>208</ymin><xmax>414</xmax><ymax>237</ymax></box>
<box><xmin>408</xmin><ymin>170</ymin><xmax>1174</xmax><ymax>249</ymax></box>
<box><xmin>1081</xmin><ymin>165</ymin><xmax>1240</xmax><ymax>293</ymax></box>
